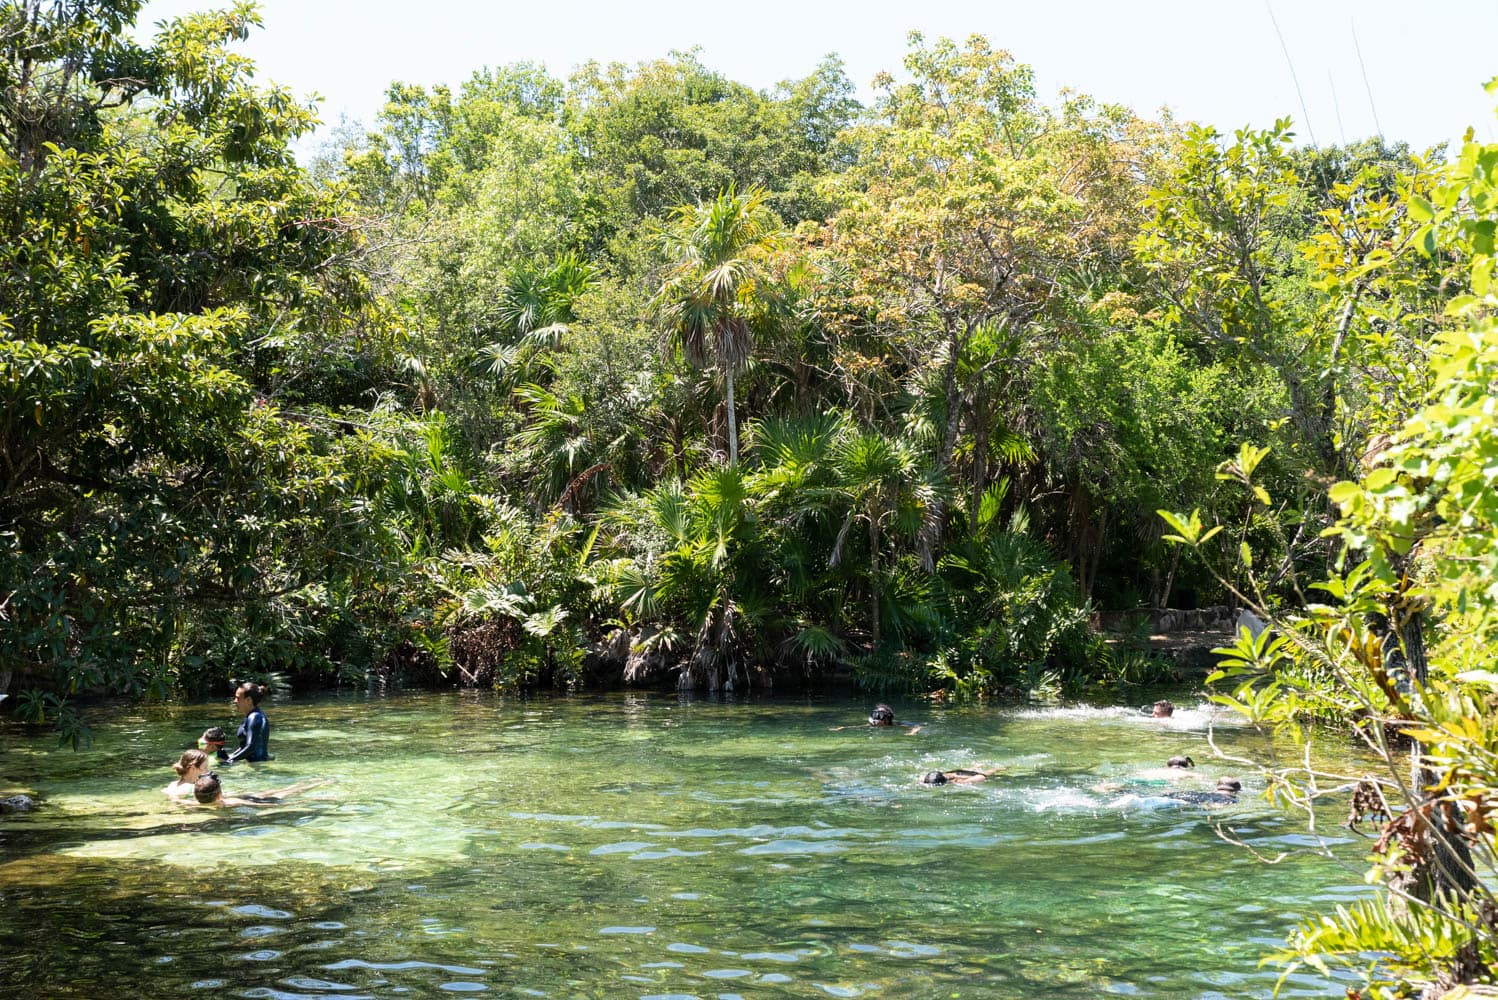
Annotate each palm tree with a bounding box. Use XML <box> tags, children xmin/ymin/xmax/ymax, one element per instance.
<box><xmin>604</xmin><ymin>466</ymin><xmax>775</xmax><ymax>691</ymax></box>
<box><xmin>654</xmin><ymin>186</ymin><xmax>781</xmax><ymax>465</ymax></box>
<box><xmin>826</xmin><ymin>430</ymin><xmax>941</xmax><ymax>648</ymax></box>
<box><xmin>478</xmin><ymin>252</ymin><xmax>594</xmax><ymax>390</ymax></box>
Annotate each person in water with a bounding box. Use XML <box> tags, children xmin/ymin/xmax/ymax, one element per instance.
<box><xmin>190</xmin><ymin>772</ymin><xmax>325</xmax><ymax>808</ymax></box>
<box><xmin>1150</xmin><ymin>700</ymin><xmax>1175</xmax><ymax>718</ymax></box>
<box><xmin>831</xmin><ymin>704</ymin><xmax>922</xmax><ymax>735</ymax></box>
<box><xmin>226</xmin><ymin>682</ymin><xmax>272</xmax><ymax>763</ymax></box>
<box><xmin>164</xmin><ymin>749</ymin><xmax>210</xmax><ymax>799</ymax></box>
<box><xmin>920</xmin><ymin>766</ymin><xmax>1005</xmax><ymax>785</ymax></box>
<box><xmin>1092</xmin><ymin>756</ymin><xmax>1196</xmax><ymax>793</ymax></box>
<box><xmin>1165</xmin><ymin>777</ymin><xmax>1243</xmax><ymax>806</ymax></box>
<box><xmin>198</xmin><ymin>727</ymin><xmax>228</xmax><ymax>762</ymax></box>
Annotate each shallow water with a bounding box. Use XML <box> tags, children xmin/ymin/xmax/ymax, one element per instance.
<box><xmin>0</xmin><ymin>692</ymin><xmax>1372</xmax><ymax>998</ymax></box>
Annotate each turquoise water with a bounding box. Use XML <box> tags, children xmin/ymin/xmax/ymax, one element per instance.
<box><xmin>0</xmin><ymin>692</ymin><xmax>1371</xmax><ymax>998</ymax></box>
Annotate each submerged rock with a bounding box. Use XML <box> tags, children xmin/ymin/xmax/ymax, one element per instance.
<box><xmin>1</xmin><ymin>794</ymin><xmax>37</xmax><ymax>814</ymax></box>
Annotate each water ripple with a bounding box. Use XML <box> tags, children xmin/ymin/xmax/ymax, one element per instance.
<box><xmin>631</xmin><ymin>848</ymin><xmax>709</xmax><ymax>860</ymax></box>
<box><xmin>243</xmin><ymin>991</ymin><xmax>375</xmax><ymax>1000</ymax></box>
<box><xmin>283</xmin><ymin>977</ymin><xmax>360</xmax><ymax>991</ymax></box>
<box><xmin>740</xmin><ymin>839</ymin><xmax>846</xmax><ymax>855</ymax></box>
<box><xmin>668</xmin><ymin>824</ymin><xmax>860</xmax><ymax>841</ymax></box>
<box><xmin>235</xmin><ymin>904</ymin><xmax>294</xmax><ymax>919</ymax></box>
<box><xmin>590</xmin><ymin>841</ymin><xmax>655</xmax><ymax>855</ymax></box>
<box><xmin>324</xmin><ymin>959</ymin><xmax>485</xmax><ymax>975</ymax></box>
<box><xmin>241</xmin><ymin>924</ymin><xmax>287</xmax><ymax>938</ymax></box>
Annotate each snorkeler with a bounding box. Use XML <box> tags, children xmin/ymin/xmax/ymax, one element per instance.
<box><xmin>198</xmin><ymin>727</ymin><xmax>228</xmax><ymax>762</ymax></box>
<box><xmin>164</xmin><ymin>749</ymin><xmax>210</xmax><ymax>799</ymax></box>
<box><xmin>831</xmin><ymin>704</ymin><xmax>922</xmax><ymax>735</ymax></box>
<box><xmin>1164</xmin><ymin>777</ymin><xmax>1243</xmax><ymax>806</ymax></box>
<box><xmin>225</xmin><ymin>682</ymin><xmax>272</xmax><ymax>763</ymax></box>
<box><xmin>190</xmin><ymin>772</ymin><xmax>326</xmax><ymax>808</ymax></box>
<box><xmin>920</xmin><ymin>766</ymin><xmax>1005</xmax><ymax>786</ymax></box>
<box><xmin>1091</xmin><ymin>757</ymin><xmax>1197</xmax><ymax>793</ymax></box>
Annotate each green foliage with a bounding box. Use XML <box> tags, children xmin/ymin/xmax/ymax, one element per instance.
<box><xmin>567</xmin><ymin>52</ymin><xmax>857</xmax><ymax>240</ymax></box>
<box><xmin>600</xmin><ymin>467</ymin><xmax>780</xmax><ymax>690</ymax></box>
<box><xmin>1031</xmin><ymin>323</ymin><xmax>1254</xmax><ymax>605</ymax></box>
<box><xmin>0</xmin><ymin>2</ymin><xmax>428</xmax><ymax>708</ymax></box>
<box><xmin>1158</xmin><ymin>121</ymin><xmax>1498</xmax><ymax>997</ymax></box>
<box><xmin>28</xmin><ymin>50</ymin><xmax>1498</xmax><ymax>995</ymax></box>
<box><xmin>654</xmin><ymin>185</ymin><xmax>784</xmax><ymax>464</ymax></box>
<box><xmin>925</xmin><ymin>508</ymin><xmax>1092</xmax><ymax>697</ymax></box>
<box><xmin>425</xmin><ymin>505</ymin><xmax>596</xmax><ymax>692</ymax></box>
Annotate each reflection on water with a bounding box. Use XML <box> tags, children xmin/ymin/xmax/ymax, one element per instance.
<box><xmin>0</xmin><ymin>692</ymin><xmax>1370</xmax><ymax>998</ymax></box>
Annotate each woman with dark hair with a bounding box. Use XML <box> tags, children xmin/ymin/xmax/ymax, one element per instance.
<box><xmin>920</xmin><ymin>766</ymin><xmax>1005</xmax><ymax>785</ymax></box>
<box><xmin>226</xmin><ymin>682</ymin><xmax>272</xmax><ymax>763</ymax></box>
<box><xmin>191</xmin><ymin>772</ymin><xmax>325</xmax><ymax>808</ymax></box>
<box><xmin>198</xmin><ymin>726</ymin><xmax>228</xmax><ymax>761</ymax></box>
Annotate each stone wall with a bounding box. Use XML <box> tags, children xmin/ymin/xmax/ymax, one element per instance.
<box><xmin>1098</xmin><ymin>606</ymin><xmax>1237</xmax><ymax>634</ymax></box>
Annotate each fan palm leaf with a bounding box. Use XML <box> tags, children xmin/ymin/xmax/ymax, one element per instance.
<box><xmin>654</xmin><ymin>185</ymin><xmax>784</xmax><ymax>463</ymax></box>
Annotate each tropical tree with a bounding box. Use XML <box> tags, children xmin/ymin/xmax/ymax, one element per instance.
<box><xmin>601</xmin><ymin>467</ymin><xmax>778</xmax><ymax>691</ymax></box>
<box><xmin>934</xmin><ymin>484</ymin><xmax>1092</xmax><ymax>697</ymax></box>
<box><xmin>565</xmin><ymin>52</ymin><xmax>858</xmax><ymax>242</ymax></box>
<box><xmin>1160</xmin><ymin>119</ymin><xmax>1498</xmax><ymax>998</ymax></box>
<box><xmin>654</xmin><ymin>185</ymin><xmax>782</xmax><ymax>464</ymax></box>
<box><xmin>0</xmin><ymin>1</ymin><xmax>416</xmax><ymax>720</ymax></box>
<box><xmin>819</xmin><ymin>33</ymin><xmax>1152</xmax><ymax>556</ymax></box>
<box><xmin>823</xmin><ymin>429</ymin><xmax>939</xmax><ymax>647</ymax></box>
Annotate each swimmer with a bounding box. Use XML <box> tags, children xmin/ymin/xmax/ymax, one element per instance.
<box><xmin>1165</xmin><ymin>777</ymin><xmax>1242</xmax><ymax>806</ymax></box>
<box><xmin>226</xmin><ymin>682</ymin><xmax>272</xmax><ymax>763</ymax></box>
<box><xmin>1149</xmin><ymin>700</ymin><xmax>1175</xmax><ymax>718</ymax></box>
<box><xmin>831</xmin><ymin>704</ymin><xmax>923</xmax><ymax>735</ymax></box>
<box><xmin>1092</xmin><ymin>757</ymin><xmax>1196</xmax><ymax>793</ymax></box>
<box><xmin>920</xmin><ymin>766</ymin><xmax>1005</xmax><ymax>786</ymax></box>
<box><xmin>190</xmin><ymin>772</ymin><xmax>327</xmax><ymax>808</ymax></box>
<box><xmin>164</xmin><ymin>749</ymin><xmax>210</xmax><ymax>799</ymax></box>
<box><xmin>198</xmin><ymin>727</ymin><xmax>228</xmax><ymax>762</ymax></box>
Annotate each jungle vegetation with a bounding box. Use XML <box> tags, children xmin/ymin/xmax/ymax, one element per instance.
<box><xmin>4</xmin><ymin>4</ymin><xmax>1498</xmax><ymax>993</ymax></box>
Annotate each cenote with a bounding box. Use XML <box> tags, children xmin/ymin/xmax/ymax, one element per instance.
<box><xmin>0</xmin><ymin>692</ymin><xmax>1372</xmax><ymax>998</ymax></box>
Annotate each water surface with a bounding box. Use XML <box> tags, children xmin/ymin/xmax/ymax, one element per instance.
<box><xmin>0</xmin><ymin>692</ymin><xmax>1371</xmax><ymax>998</ymax></box>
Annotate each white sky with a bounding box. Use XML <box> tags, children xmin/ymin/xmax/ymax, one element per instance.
<box><xmin>136</xmin><ymin>0</ymin><xmax>1498</xmax><ymax>153</ymax></box>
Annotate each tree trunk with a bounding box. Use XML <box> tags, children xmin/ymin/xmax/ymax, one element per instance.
<box><xmin>919</xmin><ymin>323</ymin><xmax>965</xmax><ymax>571</ymax></box>
<box><xmin>971</xmin><ymin>415</ymin><xmax>989</xmax><ymax>524</ymax></box>
<box><xmin>672</xmin><ymin>418</ymin><xmax>686</xmax><ymax>482</ymax></box>
<box><xmin>1156</xmin><ymin>545</ymin><xmax>1182</xmax><ymax>611</ymax></box>
<box><xmin>725</xmin><ymin>370</ymin><xmax>738</xmax><ymax>465</ymax></box>
<box><xmin>1068</xmin><ymin>481</ymin><xmax>1101</xmax><ymax>600</ymax></box>
<box><xmin>936</xmin><ymin>328</ymin><xmax>963</xmax><ymax>481</ymax></box>
<box><xmin>869</xmin><ymin>516</ymin><xmax>881</xmax><ymax>648</ymax></box>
